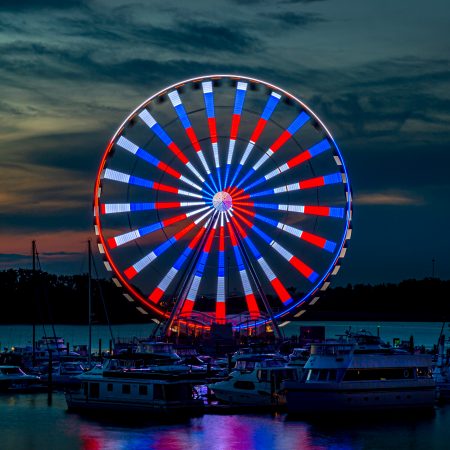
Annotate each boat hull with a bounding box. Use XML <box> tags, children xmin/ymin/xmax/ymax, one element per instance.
<box><xmin>66</xmin><ymin>395</ymin><xmax>204</xmax><ymax>417</ymax></box>
<box><xmin>283</xmin><ymin>380</ymin><xmax>436</xmax><ymax>414</ymax></box>
<box><xmin>211</xmin><ymin>386</ymin><xmax>281</xmax><ymax>406</ymax></box>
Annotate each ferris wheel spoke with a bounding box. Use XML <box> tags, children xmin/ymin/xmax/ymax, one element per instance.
<box><xmin>235</xmin><ymin>201</ymin><xmax>345</xmax><ymax>219</ymax></box>
<box><xmin>232</xmin><ymin>209</ymin><xmax>319</xmax><ymax>283</ymax></box>
<box><xmin>251</xmin><ymin>112</ymin><xmax>310</xmax><ymax>173</ymax></box>
<box><xmin>225</xmin><ymin>215</ymin><xmax>260</xmax><ymax>319</ymax></box>
<box><xmin>201</xmin><ymin>81</ymin><xmax>222</xmax><ymax>190</ymax></box>
<box><xmin>123</xmin><ymin>208</ymin><xmax>214</xmax><ymax>280</ymax></box>
<box><xmin>227</xmin><ymin>212</ymin><xmax>294</xmax><ymax>306</ymax></box>
<box><xmin>100</xmin><ymin>201</ymin><xmax>207</xmax><ymax>215</ymax></box>
<box><xmin>243</xmin><ymin>139</ymin><xmax>331</xmax><ymax>192</ymax></box>
<box><xmin>248</xmin><ymin>172</ymin><xmax>345</xmax><ymax>199</ymax></box>
<box><xmin>107</xmin><ymin>205</ymin><xmax>210</xmax><ymax>249</ymax></box>
<box><xmin>148</xmin><ymin>218</ymin><xmax>211</xmax><ymax>304</ymax></box>
<box><xmin>138</xmin><ymin>109</ymin><xmax>205</xmax><ymax>183</ymax></box>
<box><xmin>213</xmin><ymin>213</ymin><xmax>226</xmax><ymax>323</ymax></box>
<box><xmin>235</xmin><ymin>110</ymin><xmax>309</xmax><ymax>189</ymax></box>
<box><xmin>231</xmin><ymin>91</ymin><xmax>281</xmax><ymax>188</ymax></box>
<box><xmin>224</xmin><ymin>81</ymin><xmax>248</xmax><ymax>189</ymax></box>
<box><xmin>115</xmin><ymin>136</ymin><xmax>204</xmax><ymax>193</ymax></box>
<box><xmin>234</xmin><ymin>205</ymin><xmax>336</xmax><ymax>253</ymax></box>
<box><xmin>205</xmin><ymin>172</ymin><xmax>219</xmax><ymax>194</ymax></box>
<box><xmin>180</xmin><ymin>214</ymin><xmax>219</xmax><ymax>316</ymax></box>
<box><xmin>102</xmin><ymin>168</ymin><xmax>207</xmax><ymax>200</ymax></box>
<box><xmin>168</xmin><ymin>90</ymin><xmax>213</xmax><ymax>178</ymax></box>
<box><xmin>227</xmin><ymin>187</ymin><xmax>249</xmax><ymax>202</ymax></box>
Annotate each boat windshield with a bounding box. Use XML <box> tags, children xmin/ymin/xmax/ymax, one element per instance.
<box><xmin>310</xmin><ymin>343</ymin><xmax>354</xmax><ymax>356</ymax></box>
<box><xmin>138</xmin><ymin>343</ymin><xmax>175</xmax><ymax>354</ymax></box>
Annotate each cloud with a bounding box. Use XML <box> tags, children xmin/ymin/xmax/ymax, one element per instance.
<box><xmin>262</xmin><ymin>12</ymin><xmax>325</xmax><ymax>27</ymax></box>
<box><xmin>279</xmin><ymin>0</ymin><xmax>326</xmax><ymax>3</ymax></box>
<box><xmin>0</xmin><ymin>0</ymin><xmax>84</xmax><ymax>11</ymax></box>
<box><xmin>0</xmin><ymin>161</ymin><xmax>93</xmax><ymax>233</ymax></box>
<box><xmin>0</xmin><ymin>230</ymin><xmax>95</xmax><ymax>254</ymax></box>
<box><xmin>147</xmin><ymin>20</ymin><xmax>263</xmax><ymax>54</ymax></box>
<box><xmin>0</xmin><ymin>253</ymin><xmax>30</xmax><ymax>262</ymax></box>
<box><xmin>355</xmin><ymin>191</ymin><xmax>425</xmax><ymax>206</ymax></box>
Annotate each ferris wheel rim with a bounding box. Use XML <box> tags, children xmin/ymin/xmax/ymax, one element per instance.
<box><xmin>93</xmin><ymin>74</ymin><xmax>353</xmax><ymax>327</ymax></box>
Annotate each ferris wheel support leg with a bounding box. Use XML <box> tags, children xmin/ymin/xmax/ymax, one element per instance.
<box><xmin>160</xmin><ymin>214</ymin><xmax>217</xmax><ymax>337</ymax></box>
<box><xmin>229</xmin><ymin>219</ymin><xmax>284</xmax><ymax>341</ymax></box>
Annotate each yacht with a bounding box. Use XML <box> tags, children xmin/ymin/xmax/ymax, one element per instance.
<box><xmin>230</xmin><ymin>343</ymin><xmax>283</xmax><ymax>364</ymax></box>
<box><xmin>282</xmin><ymin>341</ymin><xmax>435</xmax><ymax>414</ymax></box>
<box><xmin>287</xmin><ymin>348</ymin><xmax>310</xmax><ymax>370</ymax></box>
<box><xmin>40</xmin><ymin>359</ymin><xmax>87</xmax><ymax>389</ymax></box>
<box><xmin>65</xmin><ymin>351</ymin><xmax>205</xmax><ymax>417</ymax></box>
<box><xmin>208</xmin><ymin>356</ymin><xmax>298</xmax><ymax>406</ymax></box>
<box><xmin>0</xmin><ymin>365</ymin><xmax>41</xmax><ymax>392</ymax></box>
<box><xmin>432</xmin><ymin>334</ymin><xmax>450</xmax><ymax>402</ymax></box>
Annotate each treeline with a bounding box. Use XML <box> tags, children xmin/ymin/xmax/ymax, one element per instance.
<box><xmin>301</xmin><ymin>278</ymin><xmax>450</xmax><ymax>321</ymax></box>
<box><xmin>1</xmin><ymin>269</ymin><xmax>449</xmax><ymax>324</ymax></box>
<box><xmin>0</xmin><ymin>269</ymin><xmax>148</xmax><ymax>325</ymax></box>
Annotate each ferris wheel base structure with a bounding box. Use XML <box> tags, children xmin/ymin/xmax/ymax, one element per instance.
<box><xmin>93</xmin><ymin>75</ymin><xmax>353</xmax><ymax>333</ymax></box>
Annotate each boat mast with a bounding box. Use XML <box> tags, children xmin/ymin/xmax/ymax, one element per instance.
<box><xmin>32</xmin><ymin>240</ymin><xmax>36</xmax><ymax>367</ymax></box>
<box><xmin>88</xmin><ymin>239</ymin><xmax>92</xmax><ymax>367</ymax></box>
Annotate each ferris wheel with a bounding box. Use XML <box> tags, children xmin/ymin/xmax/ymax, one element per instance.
<box><xmin>93</xmin><ymin>75</ymin><xmax>352</xmax><ymax>330</ymax></box>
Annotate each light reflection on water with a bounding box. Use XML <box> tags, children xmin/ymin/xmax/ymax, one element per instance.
<box><xmin>1</xmin><ymin>393</ymin><xmax>450</xmax><ymax>450</ymax></box>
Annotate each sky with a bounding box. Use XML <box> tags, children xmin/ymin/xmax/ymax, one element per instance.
<box><xmin>0</xmin><ymin>0</ymin><xmax>449</xmax><ymax>286</ymax></box>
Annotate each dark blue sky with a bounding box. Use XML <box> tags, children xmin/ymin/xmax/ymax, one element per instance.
<box><xmin>1</xmin><ymin>0</ymin><xmax>449</xmax><ymax>285</ymax></box>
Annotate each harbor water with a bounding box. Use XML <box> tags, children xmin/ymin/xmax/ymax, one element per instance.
<box><xmin>1</xmin><ymin>321</ymin><xmax>449</xmax><ymax>449</ymax></box>
<box><xmin>1</xmin><ymin>392</ymin><xmax>450</xmax><ymax>450</ymax></box>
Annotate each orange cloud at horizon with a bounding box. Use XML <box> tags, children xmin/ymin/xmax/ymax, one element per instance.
<box><xmin>355</xmin><ymin>191</ymin><xmax>425</xmax><ymax>206</ymax></box>
<box><xmin>0</xmin><ymin>229</ymin><xmax>96</xmax><ymax>255</ymax></box>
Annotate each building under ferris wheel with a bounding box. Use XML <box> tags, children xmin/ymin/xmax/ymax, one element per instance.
<box><xmin>93</xmin><ymin>75</ymin><xmax>352</xmax><ymax>337</ymax></box>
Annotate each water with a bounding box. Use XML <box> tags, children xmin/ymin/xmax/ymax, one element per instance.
<box><xmin>1</xmin><ymin>321</ymin><xmax>447</xmax><ymax>352</ymax></box>
<box><xmin>0</xmin><ymin>392</ymin><xmax>449</xmax><ymax>449</ymax></box>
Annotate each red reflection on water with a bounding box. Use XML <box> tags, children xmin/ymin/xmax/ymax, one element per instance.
<box><xmin>152</xmin><ymin>430</ymin><xmax>189</xmax><ymax>450</ymax></box>
<box><xmin>82</xmin><ymin>436</ymin><xmax>102</xmax><ymax>450</ymax></box>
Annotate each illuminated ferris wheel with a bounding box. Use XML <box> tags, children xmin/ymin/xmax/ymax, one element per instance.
<box><xmin>93</xmin><ymin>75</ymin><xmax>352</xmax><ymax>331</ymax></box>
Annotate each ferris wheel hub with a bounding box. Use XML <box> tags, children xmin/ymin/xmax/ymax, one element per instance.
<box><xmin>212</xmin><ymin>191</ymin><xmax>232</xmax><ymax>211</ymax></box>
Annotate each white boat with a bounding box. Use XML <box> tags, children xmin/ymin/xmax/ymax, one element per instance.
<box><xmin>65</xmin><ymin>352</ymin><xmax>205</xmax><ymax>417</ymax></box>
<box><xmin>0</xmin><ymin>365</ymin><xmax>41</xmax><ymax>392</ymax></box>
<box><xmin>40</xmin><ymin>359</ymin><xmax>87</xmax><ymax>389</ymax></box>
<box><xmin>282</xmin><ymin>341</ymin><xmax>436</xmax><ymax>414</ymax></box>
<box><xmin>208</xmin><ymin>356</ymin><xmax>298</xmax><ymax>406</ymax></box>
<box><xmin>287</xmin><ymin>348</ymin><xmax>310</xmax><ymax>369</ymax></box>
<box><xmin>230</xmin><ymin>343</ymin><xmax>283</xmax><ymax>363</ymax></box>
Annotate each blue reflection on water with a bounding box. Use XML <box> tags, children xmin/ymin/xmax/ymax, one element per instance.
<box><xmin>1</xmin><ymin>393</ymin><xmax>449</xmax><ymax>450</ymax></box>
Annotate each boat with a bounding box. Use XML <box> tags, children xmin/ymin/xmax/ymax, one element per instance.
<box><xmin>287</xmin><ymin>347</ymin><xmax>310</xmax><ymax>370</ymax></box>
<box><xmin>432</xmin><ymin>333</ymin><xmax>450</xmax><ymax>402</ymax></box>
<box><xmin>282</xmin><ymin>340</ymin><xmax>436</xmax><ymax>414</ymax></box>
<box><xmin>207</xmin><ymin>356</ymin><xmax>298</xmax><ymax>406</ymax></box>
<box><xmin>65</xmin><ymin>351</ymin><xmax>205</xmax><ymax>417</ymax></box>
<box><xmin>39</xmin><ymin>359</ymin><xmax>87</xmax><ymax>389</ymax></box>
<box><xmin>0</xmin><ymin>365</ymin><xmax>42</xmax><ymax>392</ymax></box>
<box><xmin>230</xmin><ymin>342</ymin><xmax>283</xmax><ymax>364</ymax></box>
<box><xmin>9</xmin><ymin>336</ymin><xmax>78</xmax><ymax>370</ymax></box>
